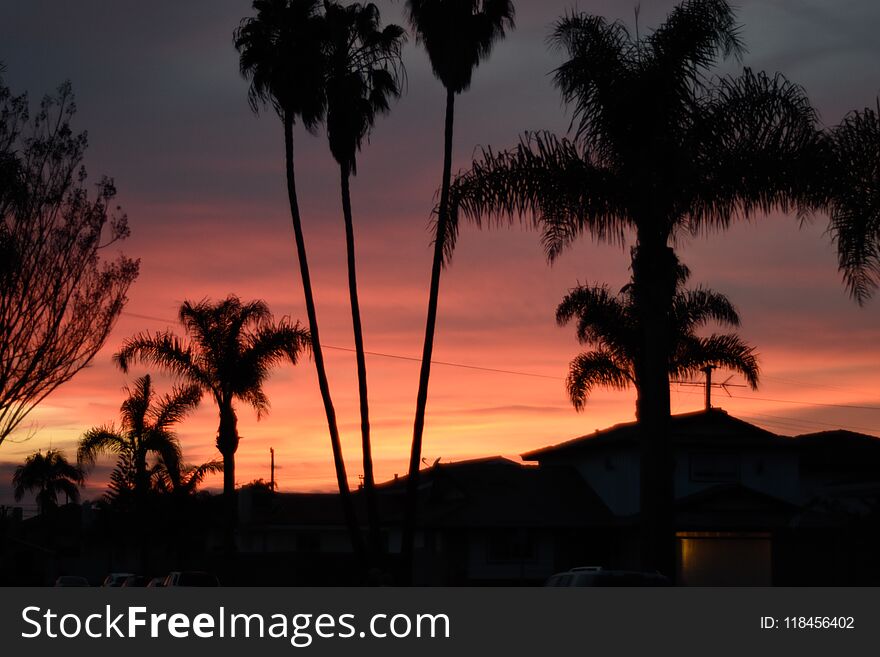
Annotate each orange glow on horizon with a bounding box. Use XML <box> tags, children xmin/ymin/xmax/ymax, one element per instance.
<box><xmin>4</xmin><ymin>209</ymin><xmax>879</xmax><ymax>500</ymax></box>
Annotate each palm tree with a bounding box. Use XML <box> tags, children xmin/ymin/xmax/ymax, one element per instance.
<box><xmin>13</xmin><ymin>449</ymin><xmax>84</xmax><ymax>515</ymax></box>
<box><xmin>321</xmin><ymin>0</ymin><xmax>405</xmax><ymax>557</ymax></box>
<box><xmin>77</xmin><ymin>374</ymin><xmax>201</xmax><ymax>504</ymax></box>
<box><xmin>447</xmin><ymin>0</ymin><xmax>821</xmax><ymax>575</ymax></box>
<box><xmin>234</xmin><ymin>0</ymin><xmax>366</xmax><ymax>562</ymax></box>
<box><xmin>557</xmin><ymin>265</ymin><xmax>759</xmax><ymax>412</ymax></box>
<box><xmin>113</xmin><ymin>296</ymin><xmax>310</xmax><ymax>534</ymax></box>
<box><xmin>828</xmin><ymin>101</ymin><xmax>880</xmax><ymax>304</ymax></box>
<box><xmin>153</xmin><ymin>459</ymin><xmax>225</xmax><ymax>497</ymax></box>
<box><xmin>402</xmin><ymin>0</ymin><xmax>515</xmax><ymax>579</ymax></box>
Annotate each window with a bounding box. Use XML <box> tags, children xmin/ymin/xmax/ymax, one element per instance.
<box><xmin>689</xmin><ymin>452</ymin><xmax>740</xmax><ymax>482</ymax></box>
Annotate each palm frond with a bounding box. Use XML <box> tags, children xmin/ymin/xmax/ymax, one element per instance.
<box><xmin>688</xmin><ymin>68</ymin><xmax>822</xmax><ymax>233</ymax></box>
<box><xmin>671</xmin><ymin>333</ymin><xmax>759</xmax><ymax>389</ymax></box>
<box><xmin>324</xmin><ymin>0</ymin><xmax>405</xmax><ymax>174</ymax></box>
<box><xmin>671</xmin><ymin>286</ymin><xmax>740</xmax><ymax>332</ymax></box>
<box><xmin>448</xmin><ymin>132</ymin><xmax>627</xmax><ymax>264</ymax></box>
<box><xmin>50</xmin><ymin>477</ymin><xmax>83</xmax><ymax>505</ymax></box>
<box><xmin>77</xmin><ymin>426</ymin><xmax>127</xmax><ymax>467</ymax></box>
<box><xmin>238</xmin><ymin>321</ymin><xmax>311</xmax><ymax>406</ymax></box>
<box><xmin>150</xmin><ymin>383</ymin><xmax>203</xmax><ymax>432</ymax></box>
<box><xmin>549</xmin><ymin>11</ymin><xmax>632</xmax><ymax>151</ymax></box>
<box><xmin>142</xmin><ymin>429</ymin><xmax>184</xmax><ymax>484</ymax></box>
<box><xmin>566</xmin><ymin>350</ymin><xmax>633</xmax><ymax>411</ymax></box>
<box><xmin>556</xmin><ymin>284</ymin><xmax>635</xmax><ymax>355</ymax></box>
<box><xmin>828</xmin><ymin>102</ymin><xmax>880</xmax><ymax>304</ymax></box>
<box><xmin>405</xmin><ymin>0</ymin><xmax>514</xmax><ymax>94</ymax></box>
<box><xmin>181</xmin><ymin>460</ymin><xmax>225</xmax><ymax>493</ymax></box>
<box><xmin>234</xmin><ymin>0</ymin><xmax>328</xmax><ymax>129</ymax></box>
<box><xmin>114</xmin><ymin>331</ymin><xmax>212</xmax><ymax>390</ymax></box>
<box><xmin>120</xmin><ymin>375</ymin><xmax>153</xmax><ymax>438</ymax></box>
<box><xmin>13</xmin><ymin>449</ymin><xmax>84</xmax><ymax>509</ymax></box>
<box><xmin>647</xmin><ymin>0</ymin><xmax>743</xmax><ymax>82</ymax></box>
<box><xmin>558</xmin><ymin>260</ymin><xmax>759</xmax><ymax>411</ymax></box>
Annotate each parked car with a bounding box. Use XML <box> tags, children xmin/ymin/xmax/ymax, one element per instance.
<box><xmin>121</xmin><ymin>575</ymin><xmax>152</xmax><ymax>587</ymax></box>
<box><xmin>163</xmin><ymin>571</ymin><xmax>220</xmax><ymax>587</ymax></box>
<box><xmin>146</xmin><ymin>577</ymin><xmax>166</xmax><ymax>587</ymax></box>
<box><xmin>54</xmin><ymin>576</ymin><xmax>90</xmax><ymax>587</ymax></box>
<box><xmin>102</xmin><ymin>573</ymin><xmax>135</xmax><ymax>587</ymax></box>
<box><xmin>545</xmin><ymin>566</ymin><xmax>671</xmax><ymax>587</ymax></box>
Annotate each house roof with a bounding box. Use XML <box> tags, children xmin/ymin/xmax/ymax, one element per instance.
<box><xmin>522</xmin><ymin>408</ymin><xmax>788</xmax><ymax>461</ymax></box>
<box><xmin>399</xmin><ymin>456</ymin><xmax>611</xmax><ymax>528</ymax></box>
<box><xmin>791</xmin><ymin>429</ymin><xmax>880</xmax><ymax>476</ymax></box>
<box><xmin>242</xmin><ymin>456</ymin><xmax>611</xmax><ymax>529</ymax></box>
<box><xmin>672</xmin><ymin>483</ymin><xmax>802</xmax><ymax>531</ymax></box>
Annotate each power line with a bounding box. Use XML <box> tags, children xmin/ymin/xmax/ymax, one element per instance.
<box><xmin>122</xmin><ymin>311</ymin><xmax>178</xmax><ymax>324</ymax></box>
<box><xmin>120</xmin><ymin>311</ymin><xmax>563</xmax><ymax>381</ymax></box>
<box><xmin>321</xmin><ymin>343</ymin><xmax>563</xmax><ymax>380</ymax></box>
<box><xmin>739</xmin><ymin>411</ymin><xmax>879</xmax><ymax>435</ymax></box>
<box><xmin>671</xmin><ymin>388</ymin><xmax>880</xmax><ymax>434</ymax></box>
<box><xmin>727</xmin><ymin>393</ymin><xmax>880</xmax><ymax>412</ymax></box>
<box><xmin>121</xmin><ymin>310</ymin><xmax>880</xmax><ymax>412</ymax></box>
<box><xmin>763</xmin><ymin>374</ymin><xmax>876</xmax><ymax>397</ymax></box>
<box><xmin>669</xmin><ymin>382</ymin><xmax>880</xmax><ymax>411</ymax></box>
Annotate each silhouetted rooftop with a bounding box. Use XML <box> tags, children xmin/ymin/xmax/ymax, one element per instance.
<box><xmin>241</xmin><ymin>456</ymin><xmax>610</xmax><ymax>529</ymax></box>
<box><xmin>395</xmin><ymin>456</ymin><xmax>610</xmax><ymax>528</ymax></box>
<box><xmin>522</xmin><ymin>409</ymin><xmax>790</xmax><ymax>460</ymax></box>
<box><xmin>794</xmin><ymin>429</ymin><xmax>880</xmax><ymax>474</ymax></box>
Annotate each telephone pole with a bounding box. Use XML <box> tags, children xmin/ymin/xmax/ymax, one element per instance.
<box><xmin>270</xmin><ymin>447</ymin><xmax>275</xmax><ymax>492</ymax></box>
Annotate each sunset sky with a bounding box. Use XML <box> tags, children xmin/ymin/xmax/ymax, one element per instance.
<box><xmin>2</xmin><ymin>0</ymin><xmax>879</xmax><ymax>505</ymax></box>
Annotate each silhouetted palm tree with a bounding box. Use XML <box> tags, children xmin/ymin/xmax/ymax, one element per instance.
<box><xmin>13</xmin><ymin>449</ymin><xmax>84</xmax><ymax>515</ymax></box>
<box><xmin>77</xmin><ymin>374</ymin><xmax>201</xmax><ymax>504</ymax></box>
<box><xmin>114</xmin><ymin>296</ymin><xmax>309</xmax><ymax>534</ymax></box>
<box><xmin>828</xmin><ymin>101</ymin><xmax>880</xmax><ymax>304</ymax></box>
<box><xmin>402</xmin><ymin>0</ymin><xmax>515</xmax><ymax>579</ymax></box>
<box><xmin>448</xmin><ymin>0</ymin><xmax>821</xmax><ymax>575</ymax></box>
<box><xmin>322</xmin><ymin>0</ymin><xmax>405</xmax><ymax>557</ymax></box>
<box><xmin>234</xmin><ymin>0</ymin><xmax>366</xmax><ymax>562</ymax></box>
<box><xmin>153</xmin><ymin>459</ymin><xmax>225</xmax><ymax>497</ymax></box>
<box><xmin>557</xmin><ymin>266</ymin><xmax>759</xmax><ymax>411</ymax></box>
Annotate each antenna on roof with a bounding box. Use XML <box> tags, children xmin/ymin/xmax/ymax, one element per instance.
<box><xmin>702</xmin><ymin>365</ymin><xmax>715</xmax><ymax>410</ymax></box>
<box><xmin>672</xmin><ymin>367</ymin><xmax>747</xmax><ymax>411</ymax></box>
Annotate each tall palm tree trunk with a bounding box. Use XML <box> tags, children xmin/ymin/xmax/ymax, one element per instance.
<box><xmin>339</xmin><ymin>165</ymin><xmax>381</xmax><ymax>560</ymax></box>
<box><xmin>134</xmin><ymin>452</ymin><xmax>149</xmax><ymax>502</ymax></box>
<box><xmin>402</xmin><ymin>88</ymin><xmax>456</xmax><ymax>581</ymax></box>
<box><xmin>283</xmin><ymin>115</ymin><xmax>366</xmax><ymax>567</ymax></box>
<box><xmin>632</xmin><ymin>237</ymin><xmax>677</xmax><ymax>580</ymax></box>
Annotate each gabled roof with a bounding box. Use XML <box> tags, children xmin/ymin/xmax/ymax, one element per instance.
<box><xmin>402</xmin><ymin>457</ymin><xmax>611</xmax><ymax>528</ymax></box>
<box><xmin>673</xmin><ymin>483</ymin><xmax>801</xmax><ymax>531</ymax></box>
<box><xmin>522</xmin><ymin>408</ymin><xmax>786</xmax><ymax>461</ymax></box>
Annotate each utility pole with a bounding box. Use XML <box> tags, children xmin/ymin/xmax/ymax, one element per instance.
<box><xmin>270</xmin><ymin>447</ymin><xmax>275</xmax><ymax>492</ymax></box>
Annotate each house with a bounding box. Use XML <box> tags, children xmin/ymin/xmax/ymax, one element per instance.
<box><xmin>235</xmin><ymin>457</ymin><xmax>612</xmax><ymax>585</ymax></box>
<box><xmin>522</xmin><ymin>408</ymin><xmax>880</xmax><ymax>585</ymax></box>
<box><xmin>232</xmin><ymin>408</ymin><xmax>880</xmax><ymax>585</ymax></box>
<box><xmin>5</xmin><ymin>408</ymin><xmax>879</xmax><ymax>586</ymax></box>
<box><xmin>383</xmin><ymin>457</ymin><xmax>611</xmax><ymax>585</ymax></box>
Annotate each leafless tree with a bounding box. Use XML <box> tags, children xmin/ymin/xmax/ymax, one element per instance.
<box><xmin>0</xmin><ymin>76</ymin><xmax>139</xmax><ymax>446</ymax></box>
